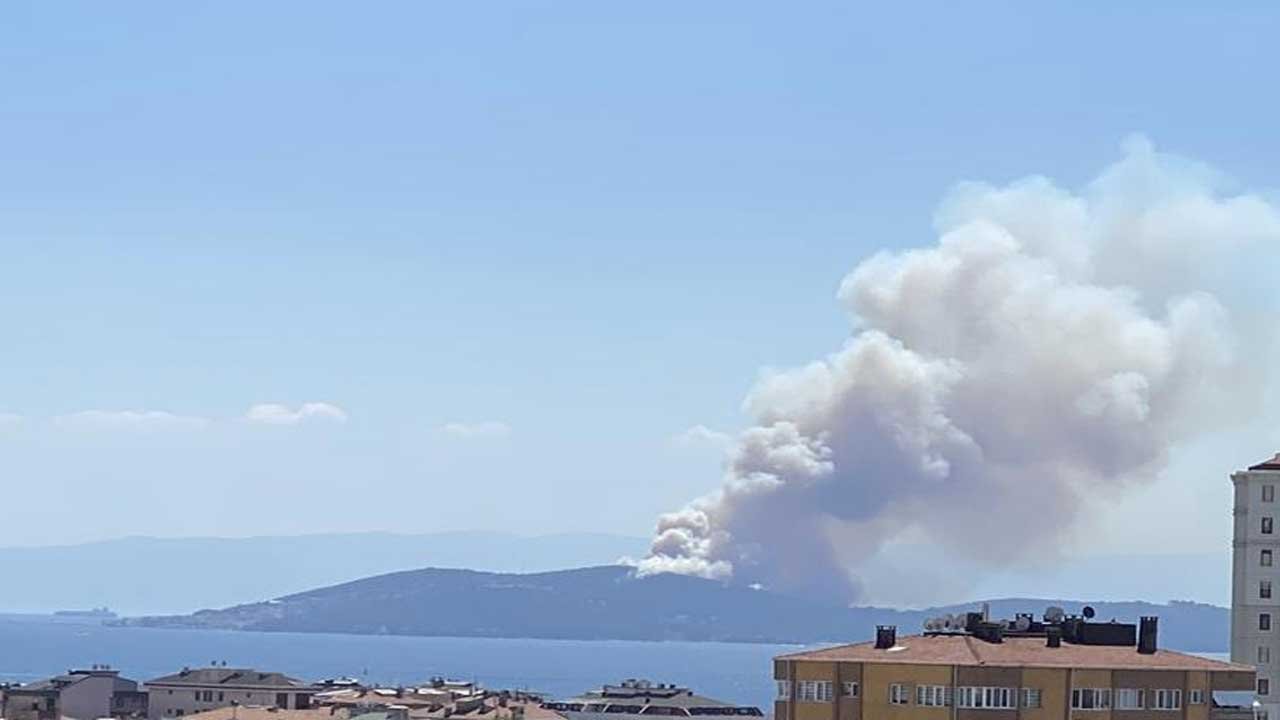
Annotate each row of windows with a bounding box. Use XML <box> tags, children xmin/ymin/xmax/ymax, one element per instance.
<box><xmin>782</xmin><ymin>684</ymin><xmax>1035</xmax><ymax>708</ymax></box>
<box><xmin>1071</xmin><ymin>688</ymin><xmax>1199</xmax><ymax>710</ymax></box>
<box><xmin>780</xmin><ymin>682</ymin><xmax>1203</xmax><ymax>709</ymax></box>
<box><xmin>784</xmin><ymin>681</ymin><xmax>859</xmax><ymax>701</ymax></box>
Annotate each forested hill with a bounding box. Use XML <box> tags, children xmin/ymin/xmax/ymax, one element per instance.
<box><xmin>119</xmin><ymin>565</ymin><xmax>1230</xmax><ymax>650</ymax></box>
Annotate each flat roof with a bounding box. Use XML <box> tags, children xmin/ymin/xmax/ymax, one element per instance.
<box><xmin>778</xmin><ymin>634</ymin><xmax>1256</xmax><ymax>672</ymax></box>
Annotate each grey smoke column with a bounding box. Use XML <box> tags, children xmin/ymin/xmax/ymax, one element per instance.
<box><xmin>639</xmin><ymin>137</ymin><xmax>1280</xmax><ymax>600</ymax></box>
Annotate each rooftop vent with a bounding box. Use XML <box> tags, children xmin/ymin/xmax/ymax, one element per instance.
<box><xmin>1046</xmin><ymin>627</ymin><xmax>1062</xmax><ymax>648</ymax></box>
<box><xmin>1138</xmin><ymin>616</ymin><xmax>1158</xmax><ymax>654</ymax></box>
<box><xmin>875</xmin><ymin>625</ymin><xmax>897</xmax><ymax>649</ymax></box>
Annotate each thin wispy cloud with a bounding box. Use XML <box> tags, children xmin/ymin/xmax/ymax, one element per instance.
<box><xmin>53</xmin><ymin>410</ymin><xmax>210</xmax><ymax>431</ymax></box>
<box><xmin>0</xmin><ymin>413</ymin><xmax>24</xmax><ymax>429</ymax></box>
<box><xmin>671</xmin><ymin>424</ymin><xmax>733</xmax><ymax>451</ymax></box>
<box><xmin>243</xmin><ymin>402</ymin><xmax>349</xmax><ymax>426</ymax></box>
<box><xmin>441</xmin><ymin>420</ymin><xmax>511</xmax><ymax>439</ymax></box>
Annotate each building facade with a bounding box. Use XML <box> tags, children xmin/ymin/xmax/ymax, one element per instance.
<box><xmin>1232</xmin><ymin>455</ymin><xmax>1280</xmax><ymax>720</ymax></box>
<box><xmin>776</xmin><ymin>621</ymin><xmax>1254</xmax><ymax>720</ymax></box>
<box><xmin>144</xmin><ymin>668</ymin><xmax>318</xmax><ymax>720</ymax></box>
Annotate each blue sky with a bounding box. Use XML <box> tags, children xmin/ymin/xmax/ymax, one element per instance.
<box><xmin>2</xmin><ymin>1</ymin><xmax>1279</xmax><ymax>561</ymax></box>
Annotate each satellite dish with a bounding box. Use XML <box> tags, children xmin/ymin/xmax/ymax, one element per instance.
<box><xmin>1014</xmin><ymin>616</ymin><xmax>1031</xmax><ymax>632</ymax></box>
<box><xmin>1083</xmin><ymin>606</ymin><xmax>1096</xmax><ymax>620</ymax></box>
<box><xmin>1045</xmin><ymin>606</ymin><xmax>1065</xmax><ymax>624</ymax></box>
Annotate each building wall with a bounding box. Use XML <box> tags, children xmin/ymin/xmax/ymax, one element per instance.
<box><xmin>146</xmin><ymin>686</ymin><xmax>311</xmax><ymax>719</ymax></box>
<box><xmin>792</xmin><ymin>662</ymin><xmax>838</xmax><ymax>720</ymax></box>
<box><xmin>2</xmin><ymin>692</ymin><xmax>57</xmax><ymax>720</ymax></box>
<box><xmin>1231</xmin><ymin>468</ymin><xmax>1280</xmax><ymax>720</ymax></box>
<box><xmin>835</xmin><ymin>661</ymin><xmax>862</xmax><ymax>720</ymax></box>
<box><xmin>1025</xmin><ymin>668</ymin><xmax>1069</xmax><ymax>720</ymax></box>
<box><xmin>776</xmin><ymin>660</ymin><xmax>1244</xmax><ymax>720</ymax></box>
<box><xmin>863</xmin><ymin>662</ymin><xmax>950</xmax><ymax>720</ymax></box>
<box><xmin>60</xmin><ymin>675</ymin><xmax>124</xmax><ymax>720</ymax></box>
<box><xmin>1110</xmin><ymin>670</ymin><xmax>1185</xmax><ymax>720</ymax></box>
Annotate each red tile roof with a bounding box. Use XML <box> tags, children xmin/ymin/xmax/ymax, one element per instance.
<box><xmin>1250</xmin><ymin>453</ymin><xmax>1280</xmax><ymax>471</ymax></box>
<box><xmin>778</xmin><ymin>634</ymin><xmax>1254</xmax><ymax>672</ymax></box>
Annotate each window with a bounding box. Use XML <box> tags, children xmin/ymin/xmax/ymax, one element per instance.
<box><xmin>1265</xmin><ymin>517</ymin><xmax>1275</xmax><ymax>535</ymax></box>
<box><xmin>1021</xmin><ymin>688</ymin><xmax>1042</xmax><ymax>709</ymax></box>
<box><xmin>218</xmin><ymin>693</ymin><xmax>224</xmax><ymax>702</ymax></box>
<box><xmin>1263</xmin><ymin>613</ymin><xmax>1273</xmax><ymax>631</ymax></box>
<box><xmin>796</xmin><ymin>682</ymin><xmax>832</xmax><ymax>703</ymax></box>
<box><xmin>1264</xmin><ymin>549</ymin><xmax>1273</xmax><ymax>567</ymax></box>
<box><xmin>1115</xmin><ymin>689</ymin><xmax>1145</xmax><ymax>710</ymax></box>
<box><xmin>957</xmin><ymin>687</ymin><xmax>1016</xmax><ymax>710</ymax></box>
<box><xmin>1265</xmin><ymin>581</ymin><xmax>1274</xmax><ymax>600</ymax></box>
<box><xmin>1072</xmin><ymin>688</ymin><xmax>1112</xmax><ymax>710</ymax></box>
<box><xmin>1190</xmin><ymin>690</ymin><xmax>1204</xmax><ymax>705</ymax></box>
<box><xmin>917</xmin><ymin>686</ymin><xmax>950</xmax><ymax>707</ymax></box>
<box><xmin>841</xmin><ymin>682</ymin><xmax>858</xmax><ymax>698</ymax></box>
<box><xmin>889</xmin><ymin>684</ymin><xmax>910</xmax><ymax>706</ymax></box>
<box><xmin>1265</xmin><ymin>484</ymin><xmax>1275</xmax><ymax>503</ymax></box>
<box><xmin>1260</xmin><ymin>679</ymin><xmax>1271</xmax><ymax>697</ymax></box>
<box><xmin>1261</xmin><ymin>646</ymin><xmax>1272</xmax><ymax>664</ymax></box>
<box><xmin>1154</xmin><ymin>689</ymin><xmax>1182</xmax><ymax>710</ymax></box>
<box><xmin>776</xmin><ymin>682</ymin><xmax>790</xmax><ymax>701</ymax></box>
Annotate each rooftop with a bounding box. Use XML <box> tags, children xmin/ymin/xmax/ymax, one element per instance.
<box><xmin>146</xmin><ymin>668</ymin><xmax>313</xmax><ymax>689</ymax></box>
<box><xmin>9</xmin><ymin>669</ymin><xmax>131</xmax><ymax>694</ymax></box>
<box><xmin>1250</xmin><ymin>453</ymin><xmax>1280</xmax><ymax>471</ymax></box>
<box><xmin>778</xmin><ymin>634</ymin><xmax>1255</xmax><ymax>672</ymax></box>
<box><xmin>181</xmin><ymin>707</ymin><xmax>347</xmax><ymax>720</ymax></box>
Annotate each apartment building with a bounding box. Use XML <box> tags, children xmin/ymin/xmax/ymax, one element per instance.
<box><xmin>775</xmin><ymin>613</ymin><xmax>1255</xmax><ymax>720</ymax></box>
<box><xmin>0</xmin><ymin>667</ymin><xmax>146</xmax><ymax>720</ymax></box>
<box><xmin>144</xmin><ymin>667</ymin><xmax>319</xmax><ymax>719</ymax></box>
<box><xmin>1232</xmin><ymin>454</ymin><xmax>1280</xmax><ymax>720</ymax></box>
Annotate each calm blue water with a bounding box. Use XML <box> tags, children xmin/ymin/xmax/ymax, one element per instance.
<box><xmin>0</xmin><ymin>616</ymin><xmax>797</xmax><ymax>709</ymax></box>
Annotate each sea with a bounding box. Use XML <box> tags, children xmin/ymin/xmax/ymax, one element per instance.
<box><xmin>0</xmin><ymin>615</ymin><xmax>799</xmax><ymax>709</ymax></box>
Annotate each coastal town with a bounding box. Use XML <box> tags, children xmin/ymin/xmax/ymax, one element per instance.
<box><xmin>5</xmin><ymin>456</ymin><xmax>1280</xmax><ymax>720</ymax></box>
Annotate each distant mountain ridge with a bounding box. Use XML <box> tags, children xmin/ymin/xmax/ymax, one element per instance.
<box><xmin>119</xmin><ymin>564</ymin><xmax>1231</xmax><ymax>651</ymax></box>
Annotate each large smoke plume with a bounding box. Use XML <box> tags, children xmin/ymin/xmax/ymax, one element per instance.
<box><xmin>639</xmin><ymin>138</ymin><xmax>1280</xmax><ymax>600</ymax></box>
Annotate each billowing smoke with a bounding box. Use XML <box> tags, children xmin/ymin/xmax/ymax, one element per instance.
<box><xmin>638</xmin><ymin>137</ymin><xmax>1280</xmax><ymax>600</ymax></box>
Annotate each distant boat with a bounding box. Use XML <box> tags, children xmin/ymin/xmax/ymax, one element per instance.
<box><xmin>53</xmin><ymin>607</ymin><xmax>118</xmax><ymax>619</ymax></box>
<box><xmin>542</xmin><ymin>679</ymin><xmax>764</xmax><ymax>720</ymax></box>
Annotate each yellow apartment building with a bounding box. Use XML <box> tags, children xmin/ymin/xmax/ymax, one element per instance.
<box><xmin>774</xmin><ymin>621</ymin><xmax>1256</xmax><ymax>720</ymax></box>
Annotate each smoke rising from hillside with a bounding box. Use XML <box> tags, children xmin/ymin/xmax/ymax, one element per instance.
<box><xmin>639</xmin><ymin>137</ymin><xmax>1280</xmax><ymax>600</ymax></box>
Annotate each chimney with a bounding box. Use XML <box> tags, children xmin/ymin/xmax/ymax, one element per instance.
<box><xmin>1046</xmin><ymin>627</ymin><xmax>1061</xmax><ymax>648</ymax></box>
<box><xmin>1138</xmin><ymin>616</ymin><xmax>1158</xmax><ymax>654</ymax></box>
<box><xmin>875</xmin><ymin>625</ymin><xmax>897</xmax><ymax>649</ymax></box>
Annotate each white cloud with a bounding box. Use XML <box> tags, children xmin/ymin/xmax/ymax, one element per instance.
<box><xmin>441</xmin><ymin>420</ymin><xmax>511</xmax><ymax>439</ymax></box>
<box><xmin>671</xmin><ymin>424</ymin><xmax>733</xmax><ymax>450</ymax></box>
<box><xmin>54</xmin><ymin>410</ymin><xmax>210</xmax><ymax>431</ymax></box>
<box><xmin>244</xmin><ymin>402</ymin><xmax>349</xmax><ymax>426</ymax></box>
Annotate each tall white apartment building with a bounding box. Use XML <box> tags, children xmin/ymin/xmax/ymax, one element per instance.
<box><xmin>1233</xmin><ymin>454</ymin><xmax>1280</xmax><ymax>720</ymax></box>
